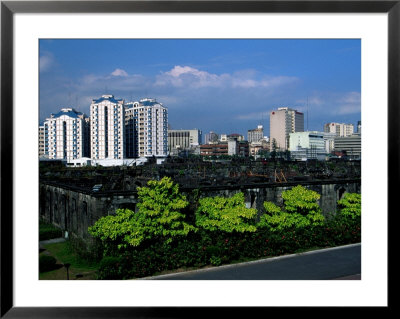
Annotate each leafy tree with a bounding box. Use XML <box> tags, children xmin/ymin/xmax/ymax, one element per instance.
<box><xmin>337</xmin><ymin>193</ymin><xmax>361</xmax><ymax>220</ymax></box>
<box><xmin>258</xmin><ymin>185</ymin><xmax>325</xmax><ymax>231</ymax></box>
<box><xmin>282</xmin><ymin>185</ymin><xmax>319</xmax><ymax>213</ymax></box>
<box><xmin>196</xmin><ymin>192</ymin><xmax>257</xmax><ymax>233</ymax></box>
<box><xmin>89</xmin><ymin>177</ymin><xmax>196</xmax><ymax>249</ymax></box>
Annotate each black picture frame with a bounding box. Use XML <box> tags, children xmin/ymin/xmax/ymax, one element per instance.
<box><xmin>1</xmin><ymin>0</ymin><xmax>395</xmax><ymax>317</ymax></box>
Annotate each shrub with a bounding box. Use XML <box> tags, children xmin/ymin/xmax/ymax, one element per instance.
<box><xmin>258</xmin><ymin>186</ymin><xmax>325</xmax><ymax>232</ymax></box>
<box><xmin>337</xmin><ymin>193</ymin><xmax>361</xmax><ymax>220</ymax></box>
<box><xmin>89</xmin><ymin>177</ymin><xmax>196</xmax><ymax>249</ymax></box>
<box><xmin>39</xmin><ymin>255</ymin><xmax>58</xmax><ymax>273</ymax></box>
<box><xmin>97</xmin><ymin>256</ymin><xmax>124</xmax><ymax>280</ymax></box>
<box><xmin>196</xmin><ymin>192</ymin><xmax>257</xmax><ymax>233</ymax></box>
<box><xmin>39</xmin><ymin>221</ymin><xmax>62</xmax><ymax>241</ymax></box>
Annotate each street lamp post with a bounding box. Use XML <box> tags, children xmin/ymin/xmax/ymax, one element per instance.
<box><xmin>64</xmin><ymin>263</ymin><xmax>71</xmax><ymax>280</ymax></box>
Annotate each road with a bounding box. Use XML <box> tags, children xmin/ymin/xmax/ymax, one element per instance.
<box><xmin>146</xmin><ymin>243</ymin><xmax>361</xmax><ymax>280</ymax></box>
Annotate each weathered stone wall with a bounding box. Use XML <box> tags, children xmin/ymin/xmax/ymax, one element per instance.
<box><xmin>39</xmin><ymin>179</ymin><xmax>360</xmax><ymax>239</ymax></box>
<box><xmin>40</xmin><ymin>183</ymin><xmax>138</xmax><ymax>239</ymax></box>
<box><xmin>184</xmin><ymin>180</ymin><xmax>360</xmax><ymax>220</ymax></box>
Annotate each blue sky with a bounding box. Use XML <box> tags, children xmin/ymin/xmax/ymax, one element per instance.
<box><xmin>39</xmin><ymin>39</ymin><xmax>361</xmax><ymax>138</ymax></box>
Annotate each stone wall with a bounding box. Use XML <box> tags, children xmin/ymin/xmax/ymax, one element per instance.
<box><xmin>39</xmin><ymin>179</ymin><xmax>360</xmax><ymax>239</ymax></box>
<box><xmin>40</xmin><ymin>183</ymin><xmax>138</xmax><ymax>239</ymax></box>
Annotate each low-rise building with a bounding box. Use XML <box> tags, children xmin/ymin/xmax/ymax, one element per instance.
<box><xmin>200</xmin><ymin>143</ymin><xmax>228</xmax><ymax>156</ymax></box>
<box><xmin>334</xmin><ymin>133</ymin><xmax>361</xmax><ymax>159</ymax></box>
<box><xmin>168</xmin><ymin>129</ymin><xmax>202</xmax><ymax>155</ymax></box>
<box><xmin>289</xmin><ymin>131</ymin><xmax>326</xmax><ymax>161</ymax></box>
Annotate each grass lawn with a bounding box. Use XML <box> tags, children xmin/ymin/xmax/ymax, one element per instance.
<box><xmin>39</xmin><ymin>241</ymin><xmax>98</xmax><ymax>280</ymax></box>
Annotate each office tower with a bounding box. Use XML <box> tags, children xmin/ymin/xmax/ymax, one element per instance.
<box><xmin>44</xmin><ymin>108</ymin><xmax>89</xmax><ymax>160</ymax></box>
<box><xmin>127</xmin><ymin>98</ymin><xmax>168</xmax><ymax>157</ymax></box>
<box><xmin>247</xmin><ymin>125</ymin><xmax>264</xmax><ymax>143</ymax></box>
<box><xmin>270</xmin><ymin>107</ymin><xmax>304</xmax><ymax>151</ymax></box>
<box><xmin>323</xmin><ymin>122</ymin><xmax>354</xmax><ymax>137</ymax></box>
<box><xmin>168</xmin><ymin>129</ymin><xmax>202</xmax><ymax>154</ymax></box>
<box><xmin>90</xmin><ymin>94</ymin><xmax>125</xmax><ymax>160</ymax></box>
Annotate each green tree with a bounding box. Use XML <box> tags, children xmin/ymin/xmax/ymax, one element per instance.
<box><xmin>282</xmin><ymin>185</ymin><xmax>322</xmax><ymax>217</ymax></box>
<box><xmin>89</xmin><ymin>177</ymin><xmax>196</xmax><ymax>248</ymax></box>
<box><xmin>337</xmin><ymin>193</ymin><xmax>361</xmax><ymax>220</ymax></box>
<box><xmin>258</xmin><ymin>185</ymin><xmax>325</xmax><ymax>231</ymax></box>
<box><xmin>196</xmin><ymin>192</ymin><xmax>257</xmax><ymax>233</ymax></box>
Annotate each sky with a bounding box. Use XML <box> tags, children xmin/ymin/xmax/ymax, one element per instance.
<box><xmin>39</xmin><ymin>39</ymin><xmax>361</xmax><ymax>138</ymax></box>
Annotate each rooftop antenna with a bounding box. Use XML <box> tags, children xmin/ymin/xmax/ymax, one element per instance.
<box><xmin>261</xmin><ymin>111</ymin><xmax>264</xmax><ymax>128</ymax></box>
<box><xmin>307</xmin><ymin>96</ymin><xmax>309</xmax><ymax>131</ymax></box>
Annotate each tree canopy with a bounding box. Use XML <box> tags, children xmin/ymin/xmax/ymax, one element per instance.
<box><xmin>89</xmin><ymin>177</ymin><xmax>196</xmax><ymax>248</ymax></box>
<box><xmin>196</xmin><ymin>192</ymin><xmax>257</xmax><ymax>233</ymax></box>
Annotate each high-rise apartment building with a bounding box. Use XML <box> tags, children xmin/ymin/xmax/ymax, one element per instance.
<box><xmin>248</xmin><ymin>125</ymin><xmax>264</xmax><ymax>143</ymax></box>
<box><xmin>124</xmin><ymin>105</ymin><xmax>137</xmax><ymax>158</ymax></box>
<box><xmin>90</xmin><ymin>94</ymin><xmax>125</xmax><ymax>160</ymax></box>
<box><xmin>44</xmin><ymin>108</ymin><xmax>90</xmax><ymax>160</ymax></box>
<box><xmin>270</xmin><ymin>107</ymin><xmax>304</xmax><ymax>151</ymax></box>
<box><xmin>323</xmin><ymin>122</ymin><xmax>354</xmax><ymax>137</ymax></box>
<box><xmin>39</xmin><ymin>125</ymin><xmax>45</xmax><ymax>157</ymax></box>
<box><xmin>126</xmin><ymin>98</ymin><xmax>168</xmax><ymax>157</ymax></box>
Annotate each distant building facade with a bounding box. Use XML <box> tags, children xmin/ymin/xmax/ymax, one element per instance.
<box><xmin>357</xmin><ymin>120</ymin><xmax>361</xmax><ymax>134</ymax></box>
<box><xmin>334</xmin><ymin>133</ymin><xmax>361</xmax><ymax>159</ymax></box>
<box><xmin>200</xmin><ymin>143</ymin><xmax>228</xmax><ymax>156</ymax></box>
<box><xmin>39</xmin><ymin>125</ymin><xmax>45</xmax><ymax>157</ymax></box>
<box><xmin>44</xmin><ymin>108</ymin><xmax>90</xmax><ymax>160</ymax></box>
<box><xmin>289</xmin><ymin>131</ymin><xmax>326</xmax><ymax>161</ymax></box>
<box><xmin>270</xmin><ymin>107</ymin><xmax>304</xmax><ymax>151</ymax></box>
<box><xmin>248</xmin><ymin>125</ymin><xmax>264</xmax><ymax>143</ymax></box>
<box><xmin>322</xmin><ymin>132</ymin><xmax>337</xmax><ymax>154</ymax></box>
<box><xmin>204</xmin><ymin>131</ymin><xmax>219</xmax><ymax>144</ymax></box>
<box><xmin>227</xmin><ymin>133</ymin><xmax>245</xmax><ymax>141</ymax></box>
<box><xmin>323</xmin><ymin>122</ymin><xmax>354</xmax><ymax>137</ymax></box>
<box><xmin>168</xmin><ymin>129</ymin><xmax>202</xmax><ymax>155</ymax></box>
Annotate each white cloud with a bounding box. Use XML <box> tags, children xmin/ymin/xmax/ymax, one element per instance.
<box><xmin>111</xmin><ymin>68</ymin><xmax>128</xmax><ymax>77</ymax></box>
<box><xmin>39</xmin><ymin>52</ymin><xmax>54</xmax><ymax>72</ymax></box>
<box><xmin>155</xmin><ymin>65</ymin><xmax>298</xmax><ymax>89</ymax></box>
<box><xmin>336</xmin><ymin>92</ymin><xmax>361</xmax><ymax>115</ymax></box>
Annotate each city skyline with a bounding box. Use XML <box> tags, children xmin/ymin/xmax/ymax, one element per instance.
<box><xmin>40</xmin><ymin>39</ymin><xmax>361</xmax><ymax>137</ymax></box>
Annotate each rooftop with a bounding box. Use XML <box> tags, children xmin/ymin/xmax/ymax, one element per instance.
<box><xmin>92</xmin><ymin>94</ymin><xmax>123</xmax><ymax>104</ymax></box>
<box><xmin>50</xmin><ymin>108</ymin><xmax>85</xmax><ymax>119</ymax></box>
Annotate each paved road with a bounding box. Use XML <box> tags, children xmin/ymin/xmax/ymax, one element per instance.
<box><xmin>146</xmin><ymin>243</ymin><xmax>361</xmax><ymax>280</ymax></box>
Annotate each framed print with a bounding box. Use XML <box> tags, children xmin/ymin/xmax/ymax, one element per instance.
<box><xmin>1</xmin><ymin>0</ymin><xmax>396</xmax><ymax>317</ymax></box>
